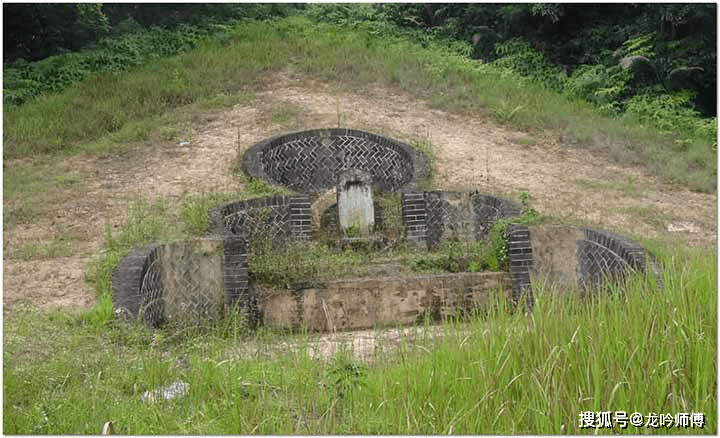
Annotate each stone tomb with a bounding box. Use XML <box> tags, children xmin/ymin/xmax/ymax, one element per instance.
<box><xmin>113</xmin><ymin>128</ymin><xmax>663</xmax><ymax>331</ymax></box>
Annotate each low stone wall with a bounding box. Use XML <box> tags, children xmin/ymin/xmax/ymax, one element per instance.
<box><xmin>209</xmin><ymin>195</ymin><xmax>312</xmax><ymax>243</ymax></box>
<box><xmin>260</xmin><ymin>272</ymin><xmax>512</xmax><ymax>332</ymax></box>
<box><xmin>526</xmin><ymin>224</ymin><xmax>663</xmax><ymax>301</ymax></box>
<box><xmin>112</xmin><ymin>238</ymin><xmax>253</xmax><ymax>329</ymax></box>
<box><xmin>112</xmin><ymin>195</ymin><xmax>663</xmax><ymax>330</ymax></box>
<box><xmin>112</xmin><ymin>194</ymin><xmax>664</xmax><ymax>330</ymax></box>
<box><xmin>401</xmin><ymin>191</ymin><xmax>522</xmax><ymax>248</ymax></box>
<box><xmin>243</xmin><ymin>128</ymin><xmax>428</xmax><ymax>192</ymax></box>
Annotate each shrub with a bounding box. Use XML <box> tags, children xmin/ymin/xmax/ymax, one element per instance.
<box><xmin>3</xmin><ymin>25</ymin><xmax>211</xmax><ymax>108</ymax></box>
<box><xmin>491</xmin><ymin>38</ymin><xmax>567</xmax><ymax>92</ymax></box>
<box><xmin>623</xmin><ymin>89</ymin><xmax>717</xmax><ymax>144</ymax></box>
<box><xmin>565</xmin><ymin>64</ymin><xmax>632</xmax><ymax>115</ymax></box>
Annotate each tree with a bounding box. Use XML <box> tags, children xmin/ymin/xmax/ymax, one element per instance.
<box><xmin>4</xmin><ymin>4</ymin><xmax>110</xmax><ymax>62</ymax></box>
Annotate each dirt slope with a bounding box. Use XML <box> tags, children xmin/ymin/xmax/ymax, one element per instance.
<box><xmin>3</xmin><ymin>73</ymin><xmax>716</xmax><ymax>310</ymax></box>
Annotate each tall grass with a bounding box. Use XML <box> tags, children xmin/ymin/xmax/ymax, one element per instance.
<box><xmin>4</xmin><ymin>240</ymin><xmax>715</xmax><ymax>434</ymax></box>
<box><xmin>3</xmin><ymin>14</ymin><xmax>716</xmax><ymax>434</ymax></box>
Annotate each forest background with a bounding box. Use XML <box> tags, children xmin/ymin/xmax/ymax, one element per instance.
<box><xmin>4</xmin><ymin>3</ymin><xmax>716</xmax><ymax>143</ymax></box>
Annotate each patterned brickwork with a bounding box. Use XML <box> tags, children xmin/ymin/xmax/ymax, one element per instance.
<box><xmin>289</xmin><ymin>195</ymin><xmax>312</xmax><ymax>239</ymax></box>
<box><xmin>223</xmin><ymin>237</ymin><xmax>260</xmax><ymax>327</ymax></box>
<box><xmin>109</xmin><ymin>194</ymin><xmax>312</xmax><ymax>330</ymax></box>
<box><xmin>112</xmin><ymin>238</ymin><xmax>255</xmax><ymax>330</ymax></box>
<box><xmin>124</xmin><ymin>245</ymin><xmax>164</xmax><ymax>329</ymax></box>
<box><xmin>401</xmin><ymin>191</ymin><xmax>428</xmax><ymax>248</ymax></box>
<box><xmin>471</xmin><ymin>193</ymin><xmax>522</xmax><ymax>239</ymax></box>
<box><xmin>505</xmin><ymin>225</ymin><xmax>534</xmax><ymax>310</ymax></box>
<box><xmin>401</xmin><ymin>191</ymin><xmax>522</xmax><ymax>249</ymax></box>
<box><xmin>577</xmin><ymin>228</ymin><xmax>661</xmax><ymax>292</ymax></box>
<box><xmin>210</xmin><ymin>195</ymin><xmax>312</xmax><ymax>244</ymax></box>
<box><xmin>244</xmin><ymin>128</ymin><xmax>428</xmax><ymax>193</ymax></box>
<box><xmin>423</xmin><ymin>191</ymin><xmax>473</xmax><ymax>248</ymax></box>
<box><xmin>111</xmin><ymin>244</ymin><xmax>159</xmax><ymax>321</ymax></box>
<box><xmin>112</xmin><ymin>184</ymin><xmax>663</xmax><ymax>330</ymax></box>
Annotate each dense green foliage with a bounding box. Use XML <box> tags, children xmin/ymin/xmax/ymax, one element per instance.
<box><xmin>3</xmin><ymin>3</ymin><xmax>302</xmax><ymax>63</ymax></box>
<box><xmin>380</xmin><ymin>3</ymin><xmax>716</xmax><ymax>116</ymax></box>
<box><xmin>3</xmin><ymin>4</ymin><xmax>303</xmax><ymax>106</ymax></box>
<box><xmin>5</xmin><ymin>3</ymin><xmax>715</xmax><ymax>115</ymax></box>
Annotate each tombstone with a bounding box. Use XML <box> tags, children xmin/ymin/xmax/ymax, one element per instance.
<box><xmin>337</xmin><ymin>168</ymin><xmax>374</xmax><ymax>236</ymax></box>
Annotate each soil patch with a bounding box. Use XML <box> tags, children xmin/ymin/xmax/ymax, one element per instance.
<box><xmin>3</xmin><ymin>72</ymin><xmax>716</xmax><ymax>311</ymax></box>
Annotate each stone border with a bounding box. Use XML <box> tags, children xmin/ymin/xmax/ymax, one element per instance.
<box><xmin>112</xmin><ymin>125</ymin><xmax>662</xmax><ymax>329</ymax></box>
<box><xmin>112</xmin><ymin>244</ymin><xmax>160</xmax><ymax>322</ymax></box>
<box><xmin>243</xmin><ymin>128</ymin><xmax>429</xmax><ymax>193</ymax></box>
<box><xmin>401</xmin><ymin>191</ymin><xmax>522</xmax><ymax>249</ymax></box>
<box><xmin>209</xmin><ymin>194</ymin><xmax>312</xmax><ymax>242</ymax></box>
<box><xmin>577</xmin><ymin>227</ymin><xmax>663</xmax><ymax>292</ymax></box>
<box><xmin>113</xmin><ymin>194</ymin><xmax>663</xmax><ymax>330</ymax></box>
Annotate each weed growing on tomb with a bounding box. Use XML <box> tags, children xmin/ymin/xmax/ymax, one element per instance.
<box><xmin>374</xmin><ymin>192</ymin><xmax>404</xmax><ymax>243</ymax></box>
<box><xmin>248</xmin><ymin>238</ymin><xmax>370</xmax><ymax>288</ymax></box>
<box><xmin>407</xmin><ymin>136</ymin><xmax>437</xmax><ymax>190</ymax></box>
<box><xmin>403</xmin><ymin>191</ymin><xmax>547</xmax><ymax>274</ymax></box>
<box><xmin>245</xmin><ymin>177</ymin><xmax>291</xmax><ymax>198</ymax></box>
<box><xmin>4</xmin><ymin>8</ymin><xmax>717</xmax><ymax>434</ymax></box>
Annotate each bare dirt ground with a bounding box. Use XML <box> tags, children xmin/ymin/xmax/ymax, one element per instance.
<box><xmin>4</xmin><ymin>72</ymin><xmax>716</xmax><ymax>316</ymax></box>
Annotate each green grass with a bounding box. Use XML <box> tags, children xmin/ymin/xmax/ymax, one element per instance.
<box><xmin>3</xmin><ymin>12</ymin><xmax>717</xmax><ymax>435</ymax></box>
<box><xmin>3</xmin><ymin>155</ymin><xmax>91</xmax><ymax>228</ymax></box>
<box><xmin>4</xmin><ymin>16</ymin><xmax>715</xmax><ymax>192</ymax></box>
<box><xmin>610</xmin><ymin>205</ymin><xmax>674</xmax><ymax>233</ymax></box>
<box><xmin>83</xmin><ymin>180</ymin><xmax>291</xmax><ymax>323</ymax></box>
<box><xmin>4</xmin><ymin>241</ymin><xmax>715</xmax><ymax>434</ymax></box>
<box><xmin>14</xmin><ymin>235</ymin><xmax>77</xmax><ymax>260</ymax></box>
<box><xmin>270</xmin><ymin>100</ymin><xmax>305</xmax><ymax>127</ymax></box>
<box><xmin>574</xmin><ymin>177</ymin><xmax>641</xmax><ymax>196</ymax></box>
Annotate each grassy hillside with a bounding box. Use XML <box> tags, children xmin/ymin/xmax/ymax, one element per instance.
<box><xmin>3</xmin><ymin>15</ymin><xmax>717</xmax><ymax>435</ymax></box>
<box><xmin>4</xmin><ymin>16</ymin><xmax>716</xmax><ymax>191</ymax></box>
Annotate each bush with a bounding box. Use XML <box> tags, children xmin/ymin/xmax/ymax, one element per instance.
<box><xmin>491</xmin><ymin>38</ymin><xmax>567</xmax><ymax>92</ymax></box>
<box><xmin>565</xmin><ymin>64</ymin><xmax>631</xmax><ymax>115</ymax></box>
<box><xmin>3</xmin><ymin>24</ymin><xmax>211</xmax><ymax>107</ymax></box>
<box><xmin>623</xmin><ymin>89</ymin><xmax>717</xmax><ymax>144</ymax></box>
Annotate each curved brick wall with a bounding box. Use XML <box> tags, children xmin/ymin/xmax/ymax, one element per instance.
<box><xmin>577</xmin><ymin>228</ymin><xmax>662</xmax><ymax>291</ymax></box>
<box><xmin>513</xmin><ymin>224</ymin><xmax>664</xmax><ymax>310</ymax></box>
<box><xmin>209</xmin><ymin>195</ymin><xmax>312</xmax><ymax>243</ymax></box>
<box><xmin>243</xmin><ymin>128</ymin><xmax>428</xmax><ymax>192</ymax></box>
<box><xmin>471</xmin><ymin>193</ymin><xmax>522</xmax><ymax>238</ymax></box>
<box><xmin>112</xmin><ymin>244</ymin><xmax>163</xmax><ymax>328</ymax></box>
<box><xmin>112</xmin><ymin>238</ymin><xmax>255</xmax><ymax>330</ymax></box>
<box><xmin>113</xmin><ymin>193</ymin><xmax>662</xmax><ymax>330</ymax></box>
<box><xmin>402</xmin><ymin>191</ymin><xmax>522</xmax><ymax>248</ymax></box>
